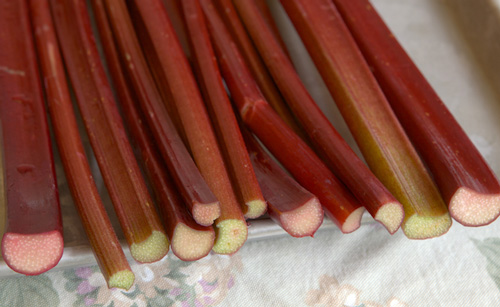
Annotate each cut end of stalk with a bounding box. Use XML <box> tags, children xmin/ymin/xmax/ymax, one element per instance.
<box><xmin>374</xmin><ymin>202</ymin><xmax>404</xmax><ymax>234</ymax></box>
<box><xmin>1</xmin><ymin>230</ymin><xmax>63</xmax><ymax>275</ymax></box>
<box><xmin>129</xmin><ymin>230</ymin><xmax>169</xmax><ymax>263</ymax></box>
<box><xmin>108</xmin><ymin>269</ymin><xmax>135</xmax><ymax>290</ymax></box>
<box><xmin>280</xmin><ymin>197</ymin><xmax>324</xmax><ymax>237</ymax></box>
<box><xmin>244</xmin><ymin>199</ymin><xmax>267</xmax><ymax>219</ymax></box>
<box><xmin>171</xmin><ymin>223</ymin><xmax>215</xmax><ymax>261</ymax></box>
<box><xmin>449</xmin><ymin>187</ymin><xmax>500</xmax><ymax>226</ymax></box>
<box><xmin>403</xmin><ymin>213</ymin><xmax>452</xmax><ymax>240</ymax></box>
<box><xmin>192</xmin><ymin>201</ymin><xmax>221</xmax><ymax>226</ymax></box>
<box><xmin>212</xmin><ymin>219</ymin><xmax>248</xmax><ymax>255</ymax></box>
<box><xmin>341</xmin><ymin>207</ymin><xmax>365</xmax><ymax>234</ymax></box>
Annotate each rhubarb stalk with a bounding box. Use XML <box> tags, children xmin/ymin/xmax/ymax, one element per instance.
<box><xmin>213</xmin><ymin>0</ymin><xmax>305</xmax><ymax>137</ymax></box>
<box><xmin>201</xmin><ymin>0</ymin><xmax>363</xmax><ymax>233</ymax></box>
<box><xmin>94</xmin><ymin>0</ymin><xmax>220</xmax><ymax>227</ymax></box>
<box><xmin>0</xmin><ymin>0</ymin><xmax>63</xmax><ymax>275</ymax></box>
<box><xmin>91</xmin><ymin>0</ymin><xmax>215</xmax><ymax>261</ymax></box>
<box><xmin>234</xmin><ymin>0</ymin><xmax>404</xmax><ymax>234</ymax></box>
<box><xmin>131</xmin><ymin>0</ymin><xmax>247</xmax><ymax>254</ymax></box>
<box><xmin>50</xmin><ymin>0</ymin><xmax>169</xmax><ymax>262</ymax></box>
<box><xmin>181</xmin><ymin>0</ymin><xmax>267</xmax><ymax>219</ymax></box>
<box><xmin>333</xmin><ymin>0</ymin><xmax>500</xmax><ymax>226</ymax></box>
<box><xmin>242</xmin><ymin>128</ymin><xmax>323</xmax><ymax>237</ymax></box>
<box><xmin>30</xmin><ymin>0</ymin><xmax>134</xmax><ymax>288</ymax></box>
<box><xmin>280</xmin><ymin>0</ymin><xmax>451</xmax><ymax>239</ymax></box>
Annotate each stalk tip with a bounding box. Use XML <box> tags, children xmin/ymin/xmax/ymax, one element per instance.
<box><xmin>374</xmin><ymin>202</ymin><xmax>404</xmax><ymax>234</ymax></box>
<box><xmin>341</xmin><ymin>207</ymin><xmax>365</xmax><ymax>234</ymax></box>
<box><xmin>1</xmin><ymin>230</ymin><xmax>63</xmax><ymax>275</ymax></box>
<box><xmin>403</xmin><ymin>213</ymin><xmax>452</xmax><ymax>239</ymax></box>
<box><xmin>108</xmin><ymin>269</ymin><xmax>135</xmax><ymax>290</ymax></box>
<box><xmin>192</xmin><ymin>201</ymin><xmax>221</xmax><ymax>226</ymax></box>
<box><xmin>279</xmin><ymin>197</ymin><xmax>324</xmax><ymax>237</ymax></box>
<box><xmin>449</xmin><ymin>187</ymin><xmax>500</xmax><ymax>226</ymax></box>
<box><xmin>171</xmin><ymin>223</ymin><xmax>215</xmax><ymax>261</ymax></box>
<box><xmin>212</xmin><ymin>219</ymin><xmax>248</xmax><ymax>254</ymax></box>
<box><xmin>129</xmin><ymin>230</ymin><xmax>169</xmax><ymax>263</ymax></box>
<box><xmin>244</xmin><ymin>199</ymin><xmax>267</xmax><ymax>219</ymax></box>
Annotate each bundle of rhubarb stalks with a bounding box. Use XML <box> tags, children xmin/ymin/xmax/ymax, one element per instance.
<box><xmin>1</xmin><ymin>0</ymin><xmax>499</xmax><ymax>290</ymax></box>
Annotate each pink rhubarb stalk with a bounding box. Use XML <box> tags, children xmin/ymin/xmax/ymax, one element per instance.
<box><xmin>234</xmin><ymin>0</ymin><xmax>404</xmax><ymax>234</ymax></box>
<box><xmin>333</xmin><ymin>0</ymin><xmax>500</xmax><ymax>226</ymax></box>
<box><xmin>0</xmin><ymin>0</ymin><xmax>63</xmax><ymax>276</ymax></box>
<box><xmin>50</xmin><ymin>0</ymin><xmax>168</xmax><ymax>262</ymax></box>
<box><xmin>91</xmin><ymin>0</ymin><xmax>215</xmax><ymax>261</ymax></box>
<box><xmin>201</xmin><ymin>0</ymin><xmax>363</xmax><ymax>233</ymax></box>
<box><xmin>131</xmin><ymin>0</ymin><xmax>247</xmax><ymax>254</ymax></box>
<box><xmin>181</xmin><ymin>0</ymin><xmax>267</xmax><ymax>219</ymax></box>
<box><xmin>30</xmin><ymin>0</ymin><xmax>134</xmax><ymax>288</ymax></box>
<box><xmin>280</xmin><ymin>0</ymin><xmax>451</xmax><ymax>239</ymax></box>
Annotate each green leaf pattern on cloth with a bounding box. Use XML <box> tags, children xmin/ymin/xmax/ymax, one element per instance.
<box><xmin>473</xmin><ymin>238</ymin><xmax>500</xmax><ymax>290</ymax></box>
<box><xmin>0</xmin><ymin>274</ymin><xmax>59</xmax><ymax>307</ymax></box>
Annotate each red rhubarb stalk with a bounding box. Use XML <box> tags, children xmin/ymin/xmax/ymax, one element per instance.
<box><xmin>213</xmin><ymin>0</ymin><xmax>305</xmax><ymax>137</ymax></box>
<box><xmin>132</xmin><ymin>0</ymin><xmax>247</xmax><ymax>254</ymax></box>
<box><xmin>94</xmin><ymin>0</ymin><xmax>220</xmax><ymax>227</ymax></box>
<box><xmin>280</xmin><ymin>0</ymin><xmax>451</xmax><ymax>239</ymax></box>
<box><xmin>163</xmin><ymin>0</ymin><xmax>193</xmax><ymax>60</ymax></box>
<box><xmin>333</xmin><ymin>0</ymin><xmax>500</xmax><ymax>226</ymax></box>
<box><xmin>0</xmin><ymin>0</ymin><xmax>63</xmax><ymax>276</ymax></box>
<box><xmin>30</xmin><ymin>0</ymin><xmax>134</xmax><ymax>288</ymax></box>
<box><xmin>200</xmin><ymin>0</ymin><xmax>363</xmax><ymax>233</ymax></box>
<box><xmin>181</xmin><ymin>0</ymin><xmax>267</xmax><ymax>219</ymax></box>
<box><xmin>253</xmin><ymin>0</ymin><xmax>291</xmax><ymax>60</ymax></box>
<box><xmin>50</xmin><ymin>0</ymin><xmax>168</xmax><ymax>262</ymax></box>
<box><xmin>242</xmin><ymin>128</ymin><xmax>323</xmax><ymax>237</ymax></box>
<box><xmin>234</xmin><ymin>0</ymin><xmax>404</xmax><ymax>233</ymax></box>
<box><xmin>91</xmin><ymin>0</ymin><xmax>215</xmax><ymax>261</ymax></box>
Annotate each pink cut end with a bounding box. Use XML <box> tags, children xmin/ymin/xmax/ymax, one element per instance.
<box><xmin>171</xmin><ymin>223</ymin><xmax>215</xmax><ymax>261</ymax></box>
<box><xmin>374</xmin><ymin>202</ymin><xmax>404</xmax><ymax>234</ymax></box>
<box><xmin>341</xmin><ymin>207</ymin><xmax>365</xmax><ymax>234</ymax></box>
<box><xmin>192</xmin><ymin>201</ymin><xmax>221</xmax><ymax>226</ymax></box>
<box><xmin>280</xmin><ymin>197</ymin><xmax>323</xmax><ymax>237</ymax></box>
<box><xmin>449</xmin><ymin>187</ymin><xmax>500</xmax><ymax>226</ymax></box>
<box><xmin>2</xmin><ymin>230</ymin><xmax>63</xmax><ymax>275</ymax></box>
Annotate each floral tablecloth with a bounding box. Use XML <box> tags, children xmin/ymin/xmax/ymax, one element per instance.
<box><xmin>2</xmin><ymin>0</ymin><xmax>500</xmax><ymax>306</ymax></box>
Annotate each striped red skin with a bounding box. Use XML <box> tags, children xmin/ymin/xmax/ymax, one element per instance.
<box><xmin>333</xmin><ymin>0</ymin><xmax>500</xmax><ymax>226</ymax></box>
<box><xmin>0</xmin><ymin>0</ymin><xmax>62</xmax><ymax>276</ymax></box>
<box><xmin>212</xmin><ymin>0</ymin><xmax>305</xmax><ymax>138</ymax></box>
<box><xmin>200</xmin><ymin>0</ymin><xmax>363</xmax><ymax>233</ymax></box>
<box><xmin>242</xmin><ymin>128</ymin><xmax>324</xmax><ymax>237</ymax></box>
<box><xmin>181</xmin><ymin>0</ymin><xmax>266</xmax><ymax>219</ymax></box>
<box><xmin>280</xmin><ymin>0</ymin><xmax>451</xmax><ymax>239</ymax></box>
<box><xmin>91</xmin><ymin>0</ymin><xmax>215</xmax><ymax>261</ymax></box>
<box><xmin>93</xmin><ymin>0</ymin><xmax>220</xmax><ymax>227</ymax></box>
<box><xmin>50</xmin><ymin>0</ymin><xmax>168</xmax><ymax>262</ymax></box>
<box><xmin>163</xmin><ymin>0</ymin><xmax>192</xmax><ymax>60</ymax></box>
<box><xmin>29</xmin><ymin>0</ymin><xmax>133</xmax><ymax>288</ymax></box>
<box><xmin>233</xmin><ymin>0</ymin><xmax>404</xmax><ymax>234</ymax></box>
<box><xmin>131</xmin><ymin>0</ymin><xmax>247</xmax><ymax>255</ymax></box>
<box><xmin>253</xmin><ymin>0</ymin><xmax>291</xmax><ymax>60</ymax></box>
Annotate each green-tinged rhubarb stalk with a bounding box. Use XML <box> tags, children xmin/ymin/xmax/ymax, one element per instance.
<box><xmin>181</xmin><ymin>0</ymin><xmax>266</xmax><ymax>219</ymax></box>
<box><xmin>234</xmin><ymin>0</ymin><xmax>403</xmax><ymax>234</ymax></box>
<box><xmin>242</xmin><ymin>128</ymin><xmax>323</xmax><ymax>237</ymax></box>
<box><xmin>93</xmin><ymin>0</ymin><xmax>220</xmax><ymax>227</ymax></box>
<box><xmin>92</xmin><ymin>0</ymin><xmax>214</xmax><ymax>261</ymax></box>
<box><xmin>213</xmin><ymin>0</ymin><xmax>305</xmax><ymax>138</ymax></box>
<box><xmin>50</xmin><ymin>0</ymin><xmax>168</xmax><ymax>262</ymax></box>
<box><xmin>131</xmin><ymin>0</ymin><xmax>247</xmax><ymax>254</ymax></box>
<box><xmin>280</xmin><ymin>0</ymin><xmax>451</xmax><ymax>239</ymax></box>
<box><xmin>200</xmin><ymin>0</ymin><xmax>363</xmax><ymax>233</ymax></box>
<box><xmin>0</xmin><ymin>0</ymin><xmax>63</xmax><ymax>276</ymax></box>
<box><xmin>29</xmin><ymin>0</ymin><xmax>133</xmax><ymax>289</ymax></box>
<box><xmin>333</xmin><ymin>0</ymin><xmax>500</xmax><ymax>227</ymax></box>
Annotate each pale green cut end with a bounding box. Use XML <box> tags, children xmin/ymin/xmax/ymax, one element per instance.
<box><xmin>130</xmin><ymin>230</ymin><xmax>169</xmax><ymax>263</ymax></box>
<box><xmin>212</xmin><ymin>219</ymin><xmax>248</xmax><ymax>255</ymax></box>
<box><xmin>108</xmin><ymin>269</ymin><xmax>135</xmax><ymax>290</ymax></box>
<box><xmin>244</xmin><ymin>199</ymin><xmax>267</xmax><ymax>219</ymax></box>
<box><xmin>403</xmin><ymin>213</ymin><xmax>452</xmax><ymax>240</ymax></box>
<box><xmin>374</xmin><ymin>202</ymin><xmax>404</xmax><ymax>234</ymax></box>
